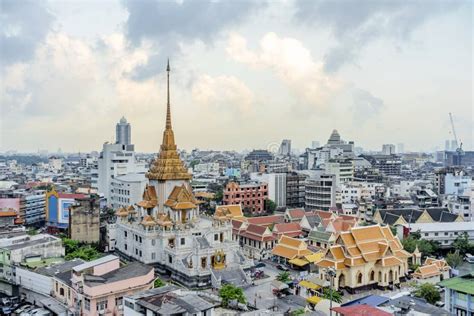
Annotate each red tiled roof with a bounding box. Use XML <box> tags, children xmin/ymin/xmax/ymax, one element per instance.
<box><xmin>288</xmin><ymin>208</ymin><xmax>305</xmax><ymax>219</ymax></box>
<box><xmin>247</xmin><ymin>215</ymin><xmax>284</xmax><ymax>226</ymax></box>
<box><xmin>331</xmin><ymin>305</ymin><xmax>391</xmax><ymax>316</ymax></box>
<box><xmin>313</xmin><ymin>210</ymin><xmax>333</xmax><ymax>219</ymax></box>
<box><xmin>274</xmin><ymin>222</ymin><xmax>301</xmax><ymax>234</ymax></box>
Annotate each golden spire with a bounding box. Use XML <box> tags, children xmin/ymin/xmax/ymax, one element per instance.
<box><xmin>166</xmin><ymin>59</ymin><xmax>171</xmax><ymax>130</ymax></box>
<box><xmin>146</xmin><ymin>60</ymin><xmax>191</xmax><ymax>181</ymax></box>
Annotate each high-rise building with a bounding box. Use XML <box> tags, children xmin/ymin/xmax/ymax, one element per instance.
<box><xmin>278</xmin><ymin>139</ymin><xmax>291</xmax><ymax>156</ymax></box>
<box><xmin>250</xmin><ymin>173</ymin><xmax>287</xmax><ymax>208</ymax></box>
<box><xmin>382</xmin><ymin>144</ymin><xmax>396</xmax><ymax>155</ymax></box>
<box><xmin>324</xmin><ymin>158</ymin><xmax>354</xmax><ymax>187</ymax></box>
<box><xmin>305</xmin><ymin>172</ymin><xmax>336</xmax><ymax>211</ymax></box>
<box><xmin>397</xmin><ymin>143</ymin><xmax>405</xmax><ymax>154</ymax></box>
<box><xmin>116</xmin><ymin>116</ymin><xmax>131</xmax><ymax>145</ymax></box>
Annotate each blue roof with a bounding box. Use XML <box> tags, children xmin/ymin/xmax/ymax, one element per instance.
<box><xmin>342</xmin><ymin>295</ymin><xmax>390</xmax><ymax>307</ymax></box>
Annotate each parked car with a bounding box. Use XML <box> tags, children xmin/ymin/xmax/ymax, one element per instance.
<box><xmin>30</xmin><ymin>309</ymin><xmax>51</xmax><ymax>316</ymax></box>
<box><xmin>276</xmin><ymin>264</ymin><xmax>289</xmax><ymax>271</ymax></box>
<box><xmin>465</xmin><ymin>253</ymin><xmax>474</xmax><ymax>263</ymax></box>
<box><xmin>14</xmin><ymin>305</ymin><xmax>32</xmax><ymax>314</ymax></box>
<box><xmin>255</xmin><ymin>262</ymin><xmax>266</xmax><ymax>269</ymax></box>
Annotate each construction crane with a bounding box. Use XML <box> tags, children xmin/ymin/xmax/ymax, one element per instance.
<box><xmin>449</xmin><ymin>112</ymin><xmax>464</xmax><ymax>165</ymax></box>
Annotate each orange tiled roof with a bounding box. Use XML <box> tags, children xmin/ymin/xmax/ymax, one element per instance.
<box><xmin>279</xmin><ymin>235</ymin><xmax>305</xmax><ymax>249</ymax></box>
<box><xmin>165</xmin><ymin>184</ymin><xmax>197</xmax><ymax>210</ymax></box>
<box><xmin>0</xmin><ymin>211</ymin><xmax>18</xmax><ymax>217</ymax></box>
<box><xmin>413</xmin><ymin>264</ymin><xmax>442</xmax><ymax>279</ymax></box>
<box><xmin>116</xmin><ymin>207</ymin><xmax>128</xmax><ymax>217</ymax></box>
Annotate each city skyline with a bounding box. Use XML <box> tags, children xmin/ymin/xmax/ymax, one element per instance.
<box><xmin>1</xmin><ymin>0</ymin><xmax>472</xmax><ymax>153</ymax></box>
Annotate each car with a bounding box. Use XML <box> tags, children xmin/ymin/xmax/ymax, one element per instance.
<box><xmin>14</xmin><ymin>305</ymin><xmax>32</xmax><ymax>314</ymax></box>
<box><xmin>30</xmin><ymin>308</ymin><xmax>51</xmax><ymax>316</ymax></box>
<box><xmin>19</xmin><ymin>306</ymin><xmax>36</xmax><ymax>316</ymax></box>
<box><xmin>255</xmin><ymin>262</ymin><xmax>266</xmax><ymax>269</ymax></box>
<box><xmin>465</xmin><ymin>253</ymin><xmax>474</xmax><ymax>263</ymax></box>
<box><xmin>0</xmin><ymin>306</ymin><xmax>11</xmax><ymax>316</ymax></box>
<box><xmin>276</xmin><ymin>264</ymin><xmax>289</xmax><ymax>271</ymax></box>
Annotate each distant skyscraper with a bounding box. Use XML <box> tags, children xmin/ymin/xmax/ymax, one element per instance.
<box><xmin>382</xmin><ymin>144</ymin><xmax>396</xmax><ymax>155</ymax></box>
<box><xmin>311</xmin><ymin>141</ymin><xmax>320</xmax><ymax>149</ymax></box>
<box><xmin>445</xmin><ymin>140</ymin><xmax>451</xmax><ymax>151</ymax></box>
<box><xmin>450</xmin><ymin>140</ymin><xmax>457</xmax><ymax>151</ymax></box>
<box><xmin>116</xmin><ymin>116</ymin><xmax>131</xmax><ymax>145</ymax></box>
<box><xmin>279</xmin><ymin>139</ymin><xmax>291</xmax><ymax>155</ymax></box>
<box><xmin>397</xmin><ymin>143</ymin><xmax>405</xmax><ymax>154</ymax></box>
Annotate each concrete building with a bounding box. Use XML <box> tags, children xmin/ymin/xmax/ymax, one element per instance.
<box><xmin>52</xmin><ymin>255</ymin><xmax>154</xmax><ymax>316</ymax></box>
<box><xmin>360</xmin><ymin>154</ymin><xmax>402</xmax><ymax>176</ymax></box>
<box><xmin>408</xmin><ymin>222</ymin><xmax>474</xmax><ymax>248</ymax></box>
<box><xmin>114</xmin><ymin>62</ymin><xmax>252</xmax><ymax>289</ymax></box>
<box><xmin>48</xmin><ymin>156</ymin><xmax>63</xmax><ymax>173</ymax></box>
<box><xmin>305</xmin><ymin>173</ymin><xmax>336</xmax><ymax>211</ymax></box>
<box><xmin>279</xmin><ymin>139</ymin><xmax>292</xmax><ymax>156</ymax></box>
<box><xmin>69</xmin><ymin>196</ymin><xmax>100</xmax><ymax>244</ymax></box>
<box><xmin>0</xmin><ymin>191</ymin><xmax>46</xmax><ymax>226</ymax></box>
<box><xmin>250</xmin><ymin>173</ymin><xmax>287</xmax><ymax>208</ymax></box>
<box><xmin>382</xmin><ymin>144</ymin><xmax>396</xmax><ymax>155</ymax></box>
<box><xmin>93</xmin><ymin>142</ymin><xmax>147</xmax><ymax>204</ymax></box>
<box><xmin>440</xmin><ymin>273</ymin><xmax>474</xmax><ymax>316</ymax></box>
<box><xmin>110</xmin><ymin>173</ymin><xmax>147</xmax><ymax>210</ymax></box>
<box><xmin>286</xmin><ymin>172</ymin><xmax>307</xmax><ymax>208</ymax></box>
<box><xmin>324</xmin><ymin>158</ymin><xmax>354</xmax><ymax>187</ymax></box>
<box><xmin>46</xmin><ymin>189</ymin><xmax>86</xmax><ymax>234</ymax></box>
<box><xmin>223</xmin><ymin>181</ymin><xmax>268</xmax><ymax>214</ymax></box>
<box><xmin>116</xmin><ymin>116</ymin><xmax>131</xmax><ymax>146</ymax></box>
<box><xmin>0</xmin><ymin>234</ymin><xmax>64</xmax><ymax>286</ymax></box>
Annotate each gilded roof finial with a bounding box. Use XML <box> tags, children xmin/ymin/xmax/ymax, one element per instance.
<box><xmin>166</xmin><ymin>58</ymin><xmax>172</xmax><ymax>130</ymax></box>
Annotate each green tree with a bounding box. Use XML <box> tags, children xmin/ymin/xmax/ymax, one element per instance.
<box><xmin>65</xmin><ymin>245</ymin><xmax>101</xmax><ymax>261</ymax></box>
<box><xmin>402</xmin><ymin>236</ymin><xmax>439</xmax><ymax>257</ymax></box>
<box><xmin>154</xmin><ymin>278</ymin><xmax>165</xmax><ymax>288</ymax></box>
<box><xmin>214</xmin><ymin>188</ymin><xmax>223</xmax><ymax>202</ymax></box>
<box><xmin>453</xmin><ymin>232</ymin><xmax>474</xmax><ymax>256</ymax></box>
<box><xmin>290</xmin><ymin>308</ymin><xmax>305</xmax><ymax>316</ymax></box>
<box><xmin>414</xmin><ymin>283</ymin><xmax>441</xmax><ymax>305</ymax></box>
<box><xmin>62</xmin><ymin>238</ymin><xmax>80</xmax><ymax>254</ymax></box>
<box><xmin>265</xmin><ymin>199</ymin><xmax>277</xmax><ymax>213</ymax></box>
<box><xmin>218</xmin><ymin>284</ymin><xmax>246</xmax><ymax>307</ymax></box>
<box><xmin>321</xmin><ymin>288</ymin><xmax>342</xmax><ymax>303</ymax></box>
<box><xmin>446</xmin><ymin>251</ymin><xmax>464</xmax><ymax>268</ymax></box>
<box><xmin>276</xmin><ymin>271</ymin><xmax>291</xmax><ymax>283</ymax></box>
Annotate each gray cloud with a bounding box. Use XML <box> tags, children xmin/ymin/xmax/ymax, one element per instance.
<box><xmin>0</xmin><ymin>0</ymin><xmax>54</xmax><ymax>65</ymax></box>
<box><xmin>294</xmin><ymin>0</ymin><xmax>464</xmax><ymax>72</ymax></box>
<box><xmin>122</xmin><ymin>0</ymin><xmax>265</xmax><ymax>80</ymax></box>
<box><xmin>352</xmin><ymin>88</ymin><xmax>384</xmax><ymax>124</ymax></box>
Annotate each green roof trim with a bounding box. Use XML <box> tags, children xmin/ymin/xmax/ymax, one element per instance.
<box><xmin>439</xmin><ymin>273</ymin><xmax>474</xmax><ymax>295</ymax></box>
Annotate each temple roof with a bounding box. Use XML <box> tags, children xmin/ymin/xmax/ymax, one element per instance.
<box><xmin>147</xmin><ymin>61</ymin><xmax>192</xmax><ymax>181</ymax></box>
<box><xmin>165</xmin><ymin>184</ymin><xmax>197</xmax><ymax>210</ymax></box>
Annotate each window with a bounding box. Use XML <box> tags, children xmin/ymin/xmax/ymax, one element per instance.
<box><xmin>139</xmin><ymin>237</ymin><xmax>142</xmax><ymax>243</ymax></box>
<box><xmin>181</xmin><ymin>238</ymin><xmax>185</xmax><ymax>245</ymax></box>
<box><xmin>59</xmin><ymin>288</ymin><xmax>65</xmax><ymax>296</ymax></box>
<box><xmin>124</xmin><ymin>243</ymin><xmax>127</xmax><ymax>250</ymax></box>
<box><xmin>124</xmin><ymin>231</ymin><xmax>127</xmax><ymax>238</ymax></box>
<box><xmin>115</xmin><ymin>297</ymin><xmax>123</xmax><ymax>309</ymax></box>
<box><xmin>151</xmin><ymin>239</ymin><xmax>155</xmax><ymax>246</ymax></box>
<box><xmin>151</xmin><ymin>252</ymin><xmax>156</xmax><ymax>260</ymax></box>
<box><xmin>168</xmin><ymin>255</ymin><xmax>173</xmax><ymax>264</ymax></box>
<box><xmin>357</xmin><ymin>273</ymin><xmax>363</xmax><ymax>284</ymax></box>
<box><xmin>214</xmin><ymin>234</ymin><xmax>218</xmax><ymax>241</ymax></box>
<box><xmin>424</xmin><ymin>233</ymin><xmax>428</xmax><ymax>237</ymax></box>
<box><xmin>370</xmin><ymin>271</ymin><xmax>375</xmax><ymax>281</ymax></box>
<box><xmin>444</xmin><ymin>232</ymin><xmax>449</xmax><ymax>236</ymax></box>
<box><xmin>434</xmin><ymin>232</ymin><xmax>438</xmax><ymax>236</ymax></box>
<box><xmin>96</xmin><ymin>299</ymin><xmax>107</xmax><ymax>312</ymax></box>
<box><xmin>55</xmin><ymin>282</ymin><xmax>58</xmax><ymax>292</ymax></box>
<box><xmin>84</xmin><ymin>298</ymin><xmax>90</xmax><ymax>311</ymax></box>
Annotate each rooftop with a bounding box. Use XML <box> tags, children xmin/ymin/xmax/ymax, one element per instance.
<box><xmin>83</xmin><ymin>262</ymin><xmax>153</xmax><ymax>287</ymax></box>
<box><xmin>72</xmin><ymin>254</ymin><xmax>117</xmax><ymax>272</ymax></box>
<box><xmin>439</xmin><ymin>273</ymin><xmax>474</xmax><ymax>295</ymax></box>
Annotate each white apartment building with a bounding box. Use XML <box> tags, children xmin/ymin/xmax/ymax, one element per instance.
<box><xmin>445</xmin><ymin>173</ymin><xmax>472</xmax><ymax>195</ymax></box>
<box><xmin>92</xmin><ymin>142</ymin><xmax>147</xmax><ymax>204</ymax></box>
<box><xmin>110</xmin><ymin>173</ymin><xmax>147</xmax><ymax>210</ymax></box>
<box><xmin>305</xmin><ymin>173</ymin><xmax>336</xmax><ymax>211</ymax></box>
<box><xmin>324</xmin><ymin>159</ymin><xmax>354</xmax><ymax>187</ymax></box>
<box><xmin>409</xmin><ymin>222</ymin><xmax>474</xmax><ymax>248</ymax></box>
<box><xmin>193</xmin><ymin>162</ymin><xmax>220</xmax><ymax>174</ymax></box>
<box><xmin>250</xmin><ymin>172</ymin><xmax>287</xmax><ymax>207</ymax></box>
<box><xmin>48</xmin><ymin>157</ymin><xmax>63</xmax><ymax>173</ymax></box>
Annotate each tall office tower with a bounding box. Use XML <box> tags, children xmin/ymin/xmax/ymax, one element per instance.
<box><xmin>451</xmin><ymin>140</ymin><xmax>458</xmax><ymax>151</ymax></box>
<box><xmin>382</xmin><ymin>144</ymin><xmax>396</xmax><ymax>155</ymax></box>
<box><xmin>397</xmin><ymin>143</ymin><xmax>405</xmax><ymax>154</ymax></box>
<box><xmin>279</xmin><ymin>139</ymin><xmax>292</xmax><ymax>155</ymax></box>
<box><xmin>311</xmin><ymin>141</ymin><xmax>320</xmax><ymax>149</ymax></box>
<box><xmin>116</xmin><ymin>116</ymin><xmax>131</xmax><ymax>145</ymax></box>
<box><xmin>445</xmin><ymin>140</ymin><xmax>451</xmax><ymax>151</ymax></box>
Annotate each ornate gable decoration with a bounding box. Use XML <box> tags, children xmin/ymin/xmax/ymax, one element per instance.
<box><xmin>165</xmin><ymin>184</ymin><xmax>197</xmax><ymax>210</ymax></box>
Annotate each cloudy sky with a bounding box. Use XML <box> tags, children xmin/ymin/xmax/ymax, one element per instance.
<box><xmin>1</xmin><ymin>0</ymin><xmax>472</xmax><ymax>153</ymax></box>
